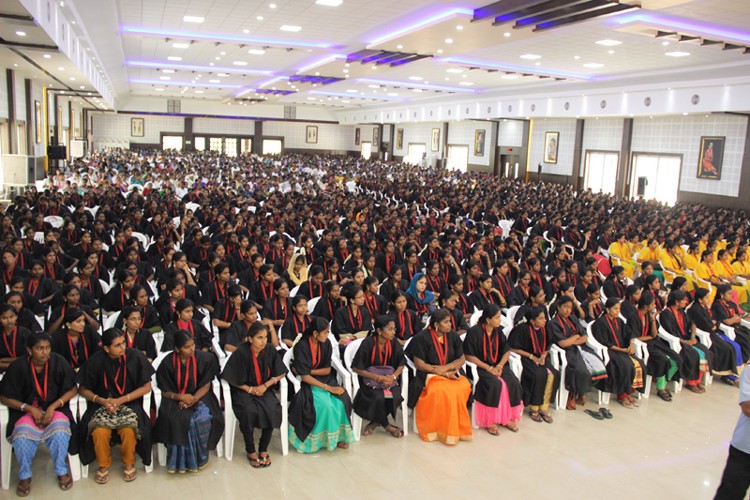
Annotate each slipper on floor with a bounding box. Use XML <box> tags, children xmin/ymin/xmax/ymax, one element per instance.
<box><xmin>584</xmin><ymin>409</ymin><xmax>604</xmax><ymax>420</ymax></box>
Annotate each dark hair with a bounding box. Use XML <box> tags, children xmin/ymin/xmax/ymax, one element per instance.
<box><xmin>291</xmin><ymin>295</ymin><xmax>308</xmax><ymax>308</ymax></box>
<box><xmin>715</xmin><ymin>284</ymin><xmax>732</xmax><ymax>297</ymax></box>
<box><xmin>102</xmin><ymin>327</ymin><xmax>124</xmax><ymax>347</ymax></box>
<box><xmin>637</xmin><ymin>293</ymin><xmax>655</xmax><ymax>309</ymax></box>
<box><xmin>63</xmin><ymin>307</ymin><xmax>86</xmax><ymax>325</ymax></box>
<box><xmin>175</xmin><ymin>298</ymin><xmax>194</xmax><ymax>312</ymax></box>
<box><xmin>524</xmin><ymin>306</ymin><xmax>546</xmax><ymax>323</ymax></box>
<box><xmin>303</xmin><ymin>316</ymin><xmax>329</xmax><ymax>337</ymax></box>
<box><xmin>26</xmin><ymin>330</ymin><xmax>51</xmax><ymax>349</ymax></box>
<box><xmin>694</xmin><ymin>287</ymin><xmax>711</xmax><ymax>301</ymax></box>
<box><xmin>604</xmin><ymin>297</ymin><xmax>621</xmax><ymax>310</ymax></box>
<box><xmin>0</xmin><ymin>303</ymin><xmax>18</xmax><ymax>317</ymax></box>
<box><xmin>309</xmin><ymin>265</ymin><xmax>324</xmax><ymax>278</ymax></box>
<box><xmin>479</xmin><ymin>304</ymin><xmax>502</xmax><ymax>324</ymax></box>
<box><xmin>173</xmin><ymin>329</ymin><xmax>194</xmax><ymax>349</ymax></box>
<box><xmin>228</xmin><ymin>284</ymin><xmax>242</xmax><ymax>298</ymax></box>
<box><xmin>666</xmin><ymin>290</ymin><xmax>687</xmax><ymax>307</ymax></box>
<box><xmin>341</xmin><ymin>282</ymin><xmax>362</xmax><ymax>301</ymax></box>
<box><xmin>428</xmin><ymin>308</ymin><xmax>451</xmax><ymax>327</ymax></box>
<box><xmin>670</xmin><ymin>277</ymin><xmax>687</xmax><ymax>291</ymax></box>
<box><xmin>120</xmin><ymin>305</ymin><xmax>141</xmax><ymax>321</ymax></box>
<box><xmin>556</xmin><ymin>295</ymin><xmax>574</xmax><ymax>308</ymax></box>
<box><xmin>247</xmin><ymin>322</ymin><xmax>268</xmax><ymax>339</ymax></box>
<box><xmin>240</xmin><ymin>299</ymin><xmax>260</xmax><ymax>314</ymax></box>
<box><xmin>625</xmin><ymin>284</ymin><xmax>641</xmax><ymax>300</ymax></box>
<box><xmin>374</xmin><ymin>314</ymin><xmax>395</xmax><ymax>331</ymax></box>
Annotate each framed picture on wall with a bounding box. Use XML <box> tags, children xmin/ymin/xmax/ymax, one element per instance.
<box><xmin>355</xmin><ymin>128</ymin><xmax>360</xmax><ymax>146</ymax></box>
<box><xmin>34</xmin><ymin>101</ymin><xmax>42</xmax><ymax>143</ymax></box>
<box><xmin>306</xmin><ymin>125</ymin><xmax>318</xmax><ymax>144</ymax></box>
<box><xmin>697</xmin><ymin>136</ymin><xmax>724</xmax><ymax>180</ymax></box>
<box><xmin>544</xmin><ymin>131</ymin><xmax>559</xmax><ymax>164</ymax></box>
<box><xmin>131</xmin><ymin>117</ymin><xmax>145</xmax><ymax>137</ymax></box>
<box><xmin>373</xmin><ymin>127</ymin><xmax>379</xmax><ymax>145</ymax></box>
<box><xmin>474</xmin><ymin>129</ymin><xmax>486</xmax><ymax>156</ymax></box>
<box><xmin>396</xmin><ymin>128</ymin><xmax>404</xmax><ymax>149</ymax></box>
<box><xmin>431</xmin><ymin>128</ymin><xmax>440</xmax><ymax>151</ymax></box>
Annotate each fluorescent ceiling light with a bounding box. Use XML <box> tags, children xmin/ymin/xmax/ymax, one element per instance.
<box><xmin>665</xmin><ymin>51</ymin><xmax>690</xmax><ymax>57</ymax></box>
<box><xmin>162</xmin><ymin>69</ymin><xmax>175</xmax><ymax>73</ymax></box>
<box><xmin>446</xmin><ymin>68</ymin><xmax>463</xmax><ymax>73</ymax></box>
<box><xmin>16</xmin><ymin>31</ymin><xmax>26</xmax><ymax>36</ymax></box>
<box><xmin>58</xmin><ymin>66</ymin><xmax>65</xmax><ymax>70</ymax></box>
<box><xmin>595</xmin><ymin>39</ymin><xmax>622</xmax><ymax>46</ymax></box>
<box><xmin>209</xmin><ymin>79</ymin><xmax>220</xmax><ymax>83</ymax></box>
<box><xmin>154</xmin><ymin>88</ymin><xmax>164</xmax><ymax>91</ymax></box>
<box><xmin>173</xmin><ymin>42</ymin><xmax>190</xmax><ymax>49</ymax></box>
<box><xmin>388</xmin><ymin>92</ymin><xmax>398</xmax><ymax>96</ymax></box>
<box><xmin>43</xmin><ymin>54</ymin><xmax>51</xmax><ymax>59</ymax></box>
<box><xmin>269</xmin><ymin>3</ymin><xmax>277</xmax><ymax>8</ymax></box>
<box><xmin>183</xmin><ymin>15</ymin><xmax>205</xmax><ymax>23</ymax></box>
<box><xmin>520</xmin><ymin>54</ymin><xmax>541</xmax><ymax>60</ymax></box>
<box><xmin>248</xmin><ymin>49</ymin><xmax>266</xmax><ymax>55</ymax></box>
<box><xmin>459</xmin><ymin>81</ymin><xmax>473</xmax><ymax>86</ymax></box>
<box><xmin>168</xmin><ymin>56</ymin><xmax>182</xmax><ymax>61</ymax></box>
<box><xmin>444</xmin><ymin>38</ymin><xmax>453</xmax><ymax>44</ymax></box>
<box><xmin>233</xmin><ymin>61</ymin><xmax>248</xmax><ymax>66</ymax></box>
<box><xmin>408</xmin><ymin>76</ymin><xmax>423</xmax><ymax>81</ymax></box>
<box><xmin>583</xmin><ymin>63</ymin><xmax>603</xmax><ymax>68</ymax></box>
<box><xmin>368</xmin><ymin>84</ymin><xmax>380</xmax><ymax>88</ymax></box>
<box><xmin>217</xmin><ymin>73</ymin><xmax>229</xmax><ymax>76</ymax></box>
<box><xmin>280</xmin><ymin>25</ymin><xmax>301</xmax><ymax>32</ymax></box>
<box><xmin>160</xmin><ymin>76</ymin><xmax>171</xmax><ymax>80</ymax></box>
<box><xmin>195</xmin><ymin>90</ymin><xmax>204</xmax><ymax>93</ymax></box>
<box><xmin>346</xmin><ymin>89</ymin><xmax>358</xmax><ymax>93</ymax></box>
<box><xmin>316</xmin><ymin>0</ymin><xmax>343</xmax><ymax>5</ymax></box>
<box><xmin>501</xmin><ymin>74</ymin><xmax>519</xmax><ymax>79</ymax></box>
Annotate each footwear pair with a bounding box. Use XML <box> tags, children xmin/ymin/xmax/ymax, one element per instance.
<box><xmin>584</xmin><ymin>407</ymin><xmax>613</xmax><ymax>420</ymax></box>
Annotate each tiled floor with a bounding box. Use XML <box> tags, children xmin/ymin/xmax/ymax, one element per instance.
<box><xmin>11</xmin><ymin>382</ymin><xmax>742</xmax><ymax>500</ymax></box>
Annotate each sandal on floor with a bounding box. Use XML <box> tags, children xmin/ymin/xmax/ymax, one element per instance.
<box><xmin>529</xmin><ymin>411</ymin><xmax>543</xmax><ymax>423</ymax></box>
<box><xmin>656</xmin><ymin>390</ymin><xmax>672</xmax><ymax>402</ymax></box>
<box><xmin>385</xmin><ymin>424</ymin><xmax>404</xmax><ymax>438</ymax></box>
<box><xmin>336</xmin><ymin>442</ymin><xmax>349</xmax><ymax>449</ymax></box>
<box><xmin>584</xmin><ymin>409</ymin><xmax>604</xmax><ymax>420</ymax></box>
<box><xmin>95</xmin><ymin>468</ymin><xmax>109</xmax><ymax>485</ymax></box>
<box><xmin>540</xmin><ymin>411</ymin><xmax>554</xmax><ymax>424</ymax></box>
<box><xmin>576</xmin><ymin>394</ymin><xmax>587</xmax><ymax>406</ymax></box>
<box><xmin>16</xmin><ymin>479</ymin><xmax>31</xmax><ymax>497</ymax></box>
<box><xmin>619</xmin><ymin>399</ymin><xmax>636</xmax><ymax>409</ymax></box>
<box><xmin>247</xmin><ymin>454</ymin><xmax>262</xmax><ymax>468</ymax></box>
<box><xmin>505</xmin><ymin>422</ymin><xmax>519</xmax><ymax>433</ymax></box>
<box><xmin>599</xmin><ymin>408</ymin><xmax>613</xmax><ymax>419</ymax></box>
<box><xmin>363</xmin><ymin>421</ymin><xmax>379</xmax><ymax>436</ymax></box>
<box><xmin>58</xmin><ymin>474</ymin><xmax>73</xmax><ymax>491</ymax></box>
<box><xmin>487</xmin><ymin>424</ymin><xmax>501</xmax><ymax>436</ymax></box>
<box><xmin>123</xmin><ymin>466</ymin><xmax>137</xmax><ymax>482</ymax></box>
<box><xmin>686</xmin><ymin>384</ymin><xmax>702</xmax><ymax>393</ymax></box>
<box><xmin>259</xmin><ymin>453</ymin><xmax>271</xmax><ymax>468</ymax></box>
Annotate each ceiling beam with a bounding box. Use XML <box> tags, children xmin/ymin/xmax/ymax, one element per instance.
<box><xmin>491</xmin><ymin>0</ymin><xmax>602</xmax><ymax>26</ymax></box>
<box><xmin>510</xmin><ymin>0</ymin><xmax>614</xmax><ymax>28</ymax></box>
<box><xmin>375</xmin><ymin>53</ymin><xmax>416</xmax><ymax>65</ymax></box>
<box><xmin>473</xmin><ymin>0</ymin><xmax>551</xmax><ymax>22</ymax></box>
<box><xmin>390</xmin><ymin>54</ymin><xmax>431</xmax><ymax>66</ymax></box>
<box><xmin>0</xmin><ymin>38</ymin><xmax>58</xmax><ymax>51</ymax></box>
<box><xmin>361</xmin><ymin>51</ymin><xmax>393</xmax><ymax>64</ymax></box>
<box><xmin>532</xmin><ymin>3</ymin><xmax>638</xmax><ymax>32</ymax></box>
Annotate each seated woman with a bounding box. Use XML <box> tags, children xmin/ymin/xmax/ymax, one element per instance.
<box><xmin>581</xmin><ymin>283</ymin><xmax>604</xmax><ymax>323</ymax></box>
<box><xmin>223</xmin><ymin>300</ymin><xmax>279</xmax><ymax>353</ymax></box>
<box><xmin>162</xmin><ymin>299</ymin><xmax>214</xmax><ymax>353</ymax></box>
<box><xmin>439</xmin><ymin>290</ymin><xmax>470</xmax><ymax>335</ymax></box>
<box><xmin>608</xmin><ymin>233</ymin><xmax>637</xmax><ymax>279</ymax></box>
<box><xmin>119</xmin><ymin>306</ymin><xmax>157</xmax><ymax>361</ymax></box>
<box><xmin>621</xmin><ymin>290</ymin><xmax>681</xmax><ymax>402</ymax></box>
<box><xmin>3</xmin><ymin>291</ymin><xmax>42</xmax><ymax>332</ymax></box>
<box><xmin>154</xmin><ymin>330</ymin><xmax>224</xmax><ymax>474</ymax></box>
<box><xmin>659</xmin><ymin>290</ymin><xmax>711</xmax><ymax>394</ymax></box>
<box><xmin>591</xmin><ymin>298</ymin><xmax>645</xmax><ymax>408</ymax></box>
<box><xmin>714</xmin><ymin>249</ymin><xmax>750</xmax><ymax>306</ymax></box>
<box><xmin>390</xmin><ymin>291</ymin><xmax>423</xmax><ymax>344</ymax></box>
<box><xmin>77</xmin><ymin>328</ymin><xmax>154</xmax><ymax>484</ymax></box>
<box><xmin>447</xmin><ymin>274</ymin><xmax>472</xmax><ymax>315</ymax></box>
<box><xmin>261</xmin><ymin>278</ymin><xmax>291</xmax><ymax>328</ymax></box>
<box><xmin>602</xmin><ymin>266</ymin><xmax>627</xmax><ymax>300</ymax></box>
<box><xmin>362</xmin><ymin>276</ymin><xmax>388</xmax><ymax>319</ymax></box>
<box><xmin>222</xmin><ymin>322</ymin><xmax>287</xmax><ymax>466</ymax></box>
<box><xmin>0</xmin><ymin>331</ymin><xmax>78</xmax><ymax>496</ymax></box>
<box><xmin>379</xmin><ymin>267</ymin><xmax>408</xmax><ymax>305</ymax></box>
<box><xmin>46</xmin><ymin>284</ymin><xmax>100</xmax><ymax>336</ymax></box>
<box><xmin>491</xmin><ymin>259</ymin><xmax>514</xmax><ymax>304</ymax></box>
<box><xmin>405</xmin><ymin>273</ymin><xmax>436</xmax><ymax>321</ymax></box>
<box><xmin>51</xmin><ymin>308</ymin><xmax>102</xmax><ymax>371</ymax></box>
<box><xmin>281</xmin><ymin>295</ymin><xmax>311</xmax><ymax>348</ymax></box>
<box><xmin>114</xmin><ymin>285</ymin><xmax>161</xmax><ymax>332</ymax></box>
<box><xmin>507</xmin><ymin>270</ymin><xmax>532</xmax><ymax>306</ymax></box>
<box><xmin>209</xmin><ymin>285</ymin><xmax>243</xmax><ymax>340</ymax></box>
<box><xmin>352</xmin><ymin>315</ymin><xmax>406</xmax><ymax>438</ymax></box>
<box><xmin>688</xmin><ymin>288</ymin><xmax>741</xmax><ymax>387</ymax></box>
<box><xmin>289</xmin><ymin>317</ymin><xmax>355</xmax><ymax>452</ymax></box>
<box><xmin>712</xmin><ymin>284</ymin><xmax>750</xmax><ymax>364</ymax></box>
<box><xmin>515</xmin><ymin>285</ymin><xmax>548</xmax><ymax>325</ymax></box>
<box><xmin>311</xmin><ymin>280</ymin><xmax>345</xmax><ymax>321</ymax></box>
<box><xmin>100</xmin><ymin>269</ymin><xmax>136</xmax><ymax>313</ymax></box>
<box><xmin>508</xmin><ymin>307</ymin><xmax>559</xmax><ymax>423</ymax></box>
<box><xmin>283</xmin><ymin>252</ymin><xmax>308</xmax><ymax>290</ymax></box>
<box><xmin>297</xmin><ymin>265</ymin><xmax>325</xmax><ymax>300</ymax></box>
<box><xmin>547</xmin><ymin>296</ymin><xmax>607</xmax><ymax>411</ymax></box>
<box><xmin>464</xmin><ymin>305</ymin><xmax>524</xmax><ymax>434</ymax></box>
<box><xmin>405</xmin><ymin>309</ymin><xmax>472</xmax><ymax>445</ymax></box>
<box><xmin>0</xmin><ymin>303</ymin><xmax>32</xmax><ymax>372</ymax></box>
<box><xmin>643</xmin><ymin>274</ymin><xmax>666</xmax><ymax>311</ymax></box>
<box><xmin>332</xmin><ymin>283</ymin><xmax>372</xmax><ymax>348</ymax></box>
<box><xmin>470</xmin><ymin>274</ymin><xmax>506</xmax><ymax>311</ymax></box>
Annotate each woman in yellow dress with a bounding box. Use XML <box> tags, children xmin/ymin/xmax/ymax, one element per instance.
<box><xmin>732</xmin><ymin>250</ymin><xmax>750</xmax><ymax>279</ymax></box>
<box><xmin>714</xmin><ymin>249</ymin><xmax>749</xmax><ymax>306</ymax></box>
<box><xmin>684</xmin><ymin>243</ymin><xmax>702</xmax><ymax>272</ymax></box>
<box><xmin>608</xmin><ymin>233</ymin><xmax>636</xmax><ymax>279</ymax></box>
<box><xmin>696</xmin><ymin>251</ymin><xmax>737</xmax><ymax>304</ymax></box>
<box><xmin>660</xmin><ymin>240</ymin><xmax>694</xmax><ymax>291</ymax></box>
<box><xmin>638</xmin><ymin>239</ymin><xmax>663</xmax><ymax>265</ymax></box>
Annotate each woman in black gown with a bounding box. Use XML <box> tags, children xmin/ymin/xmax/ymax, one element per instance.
<box><xmin>688</xmin><ymin>287</ymin><xmax>740</xmax><ymax>386</ymax></box>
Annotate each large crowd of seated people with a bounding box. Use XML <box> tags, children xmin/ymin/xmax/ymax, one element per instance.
<box><xmin>1</xmin><ymin>148</ymin><xmax>749</xmax><ymax>496</ymax></box>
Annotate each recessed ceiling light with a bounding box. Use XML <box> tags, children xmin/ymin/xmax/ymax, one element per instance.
<box><xmin>195</xmin><ymin>90</ymin><xmax>204</xmax><ymax>93</ymax></box>
<box><xmin>58</xmin><ymin>66</ymin><xmax>65</xmax><ymax>71</ymax></box>
<box><xmin>437</xmin><ymin>49</ymin><xmax>443</xmax><ymax>54</ymax></box>
<box><xmin>167</xmin><ymin>56</ymin><xmax>182</xmax><ymax>61</ymax></box>
<box><xmin>316</xmin><ymin>0</ymin><xmax>343</xmax><ymax>5</ymax></box>
<box><xmin>665</xmin><ymin>51</ymin><xmax>690</xmax><ymax>57</ymax></box>
<box><xmin>233</xmin><ymin>61</ymin><xmax>248</xmax><ymax>66</ymax></box>
<box><xmin>343</xmin><ymin>69</ymin><xmax>349</xmax><ymax>73</ymax></box>
<box><xmin>159</xmin><ymin>76</ymin><xmax>171</xmax><ymax>80</ymax></box>
<box><xmin>388</xmin><ymin>92</ymin><xmax>398</xmax><ymax>96</ymax></box>
<box><xmin>368</xmin><ymin>84</ymin><xmax>380</xmax><ymax>88</ymax></box>
<box><xmin>215</xmin><ymin>56</ymin><xmax>221</xmax><ymax>60</ymax></box>
<box><xmin>13</xmin><ymin>64</ymin><xmax>17</xmax><ymax>67</ymax></box>
<box><xmin>447</xmin><ymin>68</ymin><xmax>463</xmax><ymax>74</ymax></box>
<box><xmin>69</xmin><ymin>77</ymin><xmax>76</xmax><ymax>81</ymax></box>
<box><xmin>79</xmin><ymin>86</ymin><xmax>85</xmax><ymax>89</ymax></box>
<box><xmin>183</xmin><ymin>15</ymin><xmax>205</xmax><ymax>23</ymax></box>
<box><xmin>573</xmin><ymin>55</ymin><xmax>580</xmax><ymax>60</ymax></box>
<box><xmin>154</xmin><ymin>88</ymin><xmax>165</xmax><ymax>91</ymax></box>
<box><xmin>456</xmin><ymin>25</ymin><xmax>463</xmax><ymax>30</ymax></box>
<box><xmin>220</xmin><ymin>51</ymin><xmax>226</xmax><ymax>56</ymax></box>
<box><xmin>459</xmin><ymin>81</ymin><xmax>473</xmax><ymax>86</ymax></box>
<box><xmin>520</xmin><ymin>54</ymin><xmax>541</xmax><ymax>60</ymax></box>
<box><xmin>280</xmin><ymin>25</ymin><xmax>302</xmax><ymax>32</ymax></box>
<box><xmin>341</xmin><ymin>100</ymin><xmax>350</xmax><ymax>103</ymax></box>
<box><xmin>503</xmin><ymin>32</ymin><xmax>511</xmax><ymax>38</ymax></box>
<box><xmin>535</xmin><ymin>62</ymin><xmax>541</xmax><ymax>66</ymax></box>
<box><xmin>209</xmin><ymin>79</ymin><xmax>220</xmax><ymax>83</ymax></box>
<box><xmin>444</xmin><ymin>38</ymin><xmax>453</xmax><ymax>44</ymax></box>
<box><xmin>662</xmin><ymin>41</ymin><xmax>670</xmax><ymax>46</ymax></box>
<box><xmin>173</xmin><ymin>42</ymin><xmax>190</xmax><ymax>49</ymax></box>
<box><xmin>608</xmin><ymin>50</ymin><xmax>615</xmax><ymax>54</ymax></box>
<box><xmin>162</xmin><ymin>69</ymin><xmax>175</xmax><ymax>73</ymax></box>
<box><xmin>16</xmin><ymin>31</ymin><xmax>26</xmax><ymax>36</ymax></box>
<box><xmin>501</xmin><ymin>74</ymin><xmax>519</xmax><ymax>79</ymax></box>
<box><xmin>583</xmin><ymin>63</ymin><xmax>604</xmax><ymax>68</ymax></box>
<box><xmin>396</xmin><ymin>44</ymin><xmax>403</xmax><ymax>49</ymax></box>
<box><xmin>248</xmin><ymin>49</ymin><xmax>266</xmax><ymax>55</ymax></box>
<box><xmin>413</xmin><ymin>89</ymin><xmax>423</xmax><ymax>93</ymax></box>
<box><xmin>409</xmin><ymin>76</ymin><xmax>423</xmax><ymax>81</ymax></box>
<box><xmin>217</xmin><ymin>73</ymin><xmax>228</xmax><ymax>76</ymax></box>
<box><xmin>43</xmin><ymin>54</ymin><xmax>51</xmax><ymax>59</ymax></box>
<box><xmin>243</xmin><ymin>28</ymin><xmax>250</xmax><ymax>33</ymax></box>
<box><xmin>596</xmin><ymin>39</ymin><xmax>622</xmax><ymax>46</ymax></box>
<box><xmin>346</xmin><ymin>89</ymin><xmax>358</xmax><ymax>93</ymax></box>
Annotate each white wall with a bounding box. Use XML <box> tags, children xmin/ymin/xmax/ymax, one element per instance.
<box><xmin>529</xmin><ymin>118</ymin><xmax>578</xmax><ymax>176</ymax></box>
<box><xmin>91</xmin><ymin>113</ymin><xmax>184</xmax><ymax>149</ymax></box>
<box><xmin>263</xmin><ymin>121</ymin><xmax>349</xmax><ymax>151</ymax></box>
<box><xmin>447</xmin><ymin>121</ymin><xmax>491</xmax><ymax>167</ymax></box>
<box><xmin>194</xmin><ymin>117</ymin><xmax>254</xmax><ymax>135</ymax></box>
<box><xmin>497</xmin><ymin>119</ymin><xmax>524</xmax><ymax>147</ymax></box>
<box><xmin>0</xmin><ymin>70</ymin><xmax>7</xmax><ymax>120</ymax></box>
<box><xmin>580</xmin><ymin>117</ymin><xmax>624</xmax><ymax>177</ymax></box>
<box><xmin>631</xmin><ymin>114</ymin><xmax>747</xmax><ymax>197</ymax></box>
<box><xmin>393</xmin><ymin>121</ymin><xmax>443</xmax><ymax>166</ymax></box>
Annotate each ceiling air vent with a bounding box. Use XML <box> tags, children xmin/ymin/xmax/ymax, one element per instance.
<box><xmin>167</xmin><ymin>99</ymin><xmax>181</xmax><ymax>113</ymax></box>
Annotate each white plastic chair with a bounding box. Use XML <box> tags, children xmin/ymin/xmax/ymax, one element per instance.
<box><xmin>99</xmin><ymin>279</ymin><xmax>111</xmax><ymax>295</ymax></box>
<box><xmin>132</xmin><ymin>232</ymin><xmax>149</xmax><ymax>250</ymax></box>
<box><xmin>343</xmin><ymin>339</ymin><xmax>409</xmax><ymax>440</ymax></box>
<box><xmin>469</xmin><ymin>309</ymin><xmax>482</xmax><ymax>327</ymax></box>
<box><xmin>290</xmin><ymin>285</ymin><xmax>300</xmax><ymax>297</ymax></box>
<box><xmin>548</xmin><ymin>344</ymin><xmax>568</xmax><ymax>409</ymax></box>
<box><xmin>44</xmin><ymin>215</ymin><xmax>64</xmax><ymax>229</ymax></box>
<box><xmin>507</xmin><ymin>305</ymin><xmax>521</xmax><ymax>324</ymax></box>
<box><xmin>307</xmin><ymin>296</ymin><xmax>321</xmax><ymax>312</ymax></box>
<box><xmin>584</xmin><ymin>322</ymin><xmax>611</xmax><ymax>405</ymax></box>
<box><xmin>1</xmin><ymin>394</ymin><xmax>83</xmax><ymax>490</ymax></box>
<box><xmin>694</xmin><ymin>328</ymin><xmax>713</xmax><ymax>386</ymax></box>
<box><xmin>657</xmin><ymin>326</ymin><xmax>683</xmax><ymax>393</ymax></box>
<box><xmin>104</xmin><ymin>313</ymin><xmax>119</xmax><ymax>330</ymax></box>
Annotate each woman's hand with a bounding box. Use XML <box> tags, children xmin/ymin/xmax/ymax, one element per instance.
<box><xmin>627</xmin><ymin>344</ymin><xmax>636</xmax><ymax>355</ymax></box>
<box><xmin>103</xmin><ymin>398</ymin><xmax>118</xmax><ymax>413</ymax></box>
<box><xmin>180</xmin><ymin>394</ymin><xmax>198</xmax><ymax>408</ymax></box>
<box><xmin>328</xmin><ymin>386</ymin><xmax>345</xmax><ymax>396</ymax></box>
<box><xmin>27</xmin><ymin>406</ymin><xmax>44</xmax><ymax>425</ymax></box>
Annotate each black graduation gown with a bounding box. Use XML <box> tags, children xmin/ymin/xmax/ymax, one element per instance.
<box><xmin>281</xmin><ymin>315</ymin><xmax>311</xmax><ymax>344</ymax></box>
<box><xmin>311</xmin><ymin>297</ymin><xmax>345</xmax><ymax>322</ymax></box>
<box><xmin>547</xmin><ymin>315</ymin><xmax>600</xmax><ymax>394</ymax></box>
<box><xmin>404</xmin><ymin>329</ymin><xmax>466</xmax><ymax>408</ymax></box>
<box><xmin>50</xmin><ymin>328</ymin><xmax>102</xmax><ymax>371</ymax></box>
<box><xmin>379</xmin><ymin>279</ymin><xmax>408</xmax><ymax>303</ymax></box>
<box><xmin>1</xmin><ymin>353</ymin><xmax>78</xmax><ymax>453</ymax></box>
<box><xmin>712</xmin><ymin>300</ymin><xmax>750</xmax><ymax>361</ymax></box>
<box><xmin>470</xmin><ymin>289</ymin><xmax>501</xmax><ymax>311</ymax></box>
<box><xmin>114</xmin><ymin>304</ymin><xmax>161</xmax><ymax>332</ymax></box>
<box><xmin>209</xmin><ymin>299</ymin><xmax>240</xmax><ymax>339</ymax></box>
<box><xmin>122</xmin><ymin>328</ymin><xmax>157</xmax><ymax>360</ymax></box>
<box><xmin>591</xmin><ymin>316</ymin><xmax>645</xmax><ymax>394</ymax></box>
<box><xmin>288</xmin><ymin>337</ymin><xmax>351</xmax><ymax>442</ymax></box>
<box><xmin>463</xmin><ymin>325</ymin><xmax>522</xmax><ymax>407</ymax></box>
<box><xmin>262</xmin><ymin>296</ymin><xmax>292</xmax><ymax>323</ymax></box>
<box><xmin>620</xmin><ymin>300</ymin><xmax>682</xmax><ymax>380</ymax></box>
<box><xmin>332</xmin><ymin>306</ymin><xmax>372</xmax><ymax>340</ymax></box>
<box><xmin>507</xmin><ymin>285</ymin><xmax>530</xmax><ymax>307</ymax></box>
<box><xmin>162</xmin><ymin>320</ymin><xmax>214</xmax><ymax>352</ymax></box>
<box><xmin>603</xmin><ymin>279</ymin><xmax>626</xmax><ymax>300</ymax></box>
<box><xmin>392</xmin><ymin>309</ymin><xmax>422</xmax><ymax>342</ymax></box>
<box><xmin>154</xmin><ymin>351</ymin><xmax>223</xmax><ymax>450</ymax></box>
<box><xmin>76</xmin><ymin>348</ymin><xmax>155</xmax><ymax>466</ymax></box>
<box><xmin>659</xmin><ymin>307</ymin><xmax>711</xmax><ymax>382</ymax></box>
<box><xmin>221</xmin><ymin>343</ymin><xmax>286</xmax><ymax>433</ymax></box>
<box><xmin>508</xmin><ymin>324</ymin><xmax>560</xmax><ymax>406</ymax></box>
<box><xmin>296</xmin><ymin>280</ymin><xmax>324</xmax><ymax>300</ymax></box>
<box><xmin>101</xmin><ymin>284</ymin><xmax>131</xmax><ymax>313</ymax></box>
<box><xmin>362</xmin><ymin>293</ymin><xmax>388</xmax><ymax>319</ymax></box>
<box><xmin>688</xmin><ymin>303</ymin><xmax>737</xmax><ymax>374</ymax></box>
<box><xmin>0</xmin><ymin>326</ymin><xmax>31</xmax><ymax>363</ymax></box>
<box><xmin>351</xmin><ymin>335</ymin><xmax>405</xmax><ymax>425</ymax></box>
